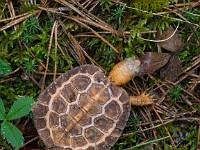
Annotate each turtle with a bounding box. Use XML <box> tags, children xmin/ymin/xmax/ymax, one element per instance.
<box><xmin>32</xmin><ymin>57</ymin><xmax>153</xmax><ymax>150</ymax></box>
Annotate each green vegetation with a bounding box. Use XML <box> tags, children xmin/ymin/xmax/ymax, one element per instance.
<box><xmin>0</xmin><ymin>97</ymin><xmax>34</xmax><ymax>149</ymax></box>
<box><xmin>169</xmin><ymin>85</ymin><xmax>183</xmax><ymax>101</ymax></box>
<box><xmin>0</xmin><ymin>0</ymin><xmax>199</xmax><ymax>149</ymax></box>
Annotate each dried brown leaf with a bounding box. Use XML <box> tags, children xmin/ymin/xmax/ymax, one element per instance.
<box><xmin>157</xmin><ymin>27</ymin><xmax>184</xmax><ymax>52</ymax></box>
<box><xmin>160</xmin><ymin>55</ymin><xmax>182</xmax><ymax>82</ymax></box>
<box><xmin>137</xmin><ymin>52</ymin><xmax>171</xmax><ymax>76</ymax></box>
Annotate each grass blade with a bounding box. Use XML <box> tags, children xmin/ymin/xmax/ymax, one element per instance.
<box><xmin>124</xmin><ymin>136</ymin><xmax>170</xmax><ymax>150</ymax></box>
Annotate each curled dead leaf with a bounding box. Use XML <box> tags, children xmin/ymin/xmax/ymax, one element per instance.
<box><xmin>137</xmin><ymin>52</ymin><xmax>171</xmax><ymax>76</ymax></box>
<box><xmin>160</xmin><ymin>55</ymin><xmax>182</xmax><ymax>82</ymax></box>
<box><xmin>157</xmin><ymin>27</ymin><xmax>184</xmax><ymax>52</ymax></box>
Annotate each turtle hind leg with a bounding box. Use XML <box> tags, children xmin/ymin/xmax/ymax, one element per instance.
<box><xmin>130</xmin><ymin>93</ymin><xmax>153</xmax><ymax>106</ymax></box>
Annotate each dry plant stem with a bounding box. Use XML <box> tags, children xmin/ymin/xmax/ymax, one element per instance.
<box><xmin>1</xmin><ymin>67</ymin><xmax>20</xmax><ymax>77</ymax></box>
<box><xmin>153</xmin><ymin>106</ymin><xmax>176</xmax><ymax>148</ymax></box>
<box><xmin>154</xmin><ymin>104</ymin><xmax>175</xmax><ymax>117</ymax></box>
<box><xmin>60</xmin><ymin>21</ymin><xmax>103</xmax><ymax>69</ymax></box>
<box><xmin>36</xmin><ymin>0</ymin><xmax>48</xmax><ymax>18</ymax></box>
<box><xmin>19</xmin><ymin>67</ymin><xmax>42</xmax><ymax>89</ymax></box>
<box><xmin>54</xmin><ymin>0</ymin><xmax>90</xmax><ymax>19</ymax></box>
<box><xmin>57</xmin><ymin>44</ymin><xmax>73</xmax><ymax>69</ymax></box>
<box><xmin>186</xmin><ymin>26</ymin><xmax>199</xmax><ymax>43</ymax></box>
<box><xmin>122</xmin><ymin>118</ymin><xmax>174</xmax><ymax>138</ymax></box>
<box><xmin>62</xmin><ymin>40</ymin><xmax>83</xmax><ymax>65</ymax></box>
<box><xmin>41</xmin><ymin>21</ymin><xmax>56</xmax><ymax>91</ymax></box>
<box><xmin>64</xmin><ymin>15</ymin><xmax>119</xmax><ymax>54</ymax></box>
<box><xmin>115</xmin><ymin>1</ymin><xmax>199</xmax><ymax>27</ymax></box>
<box><xmin>148</xmin><ymin>74</ymin><xmax>167</xmax><ymax>94</ymax></box>
<box><xmin>35</xmin><ymin>72</ymin><xmax>63</xmax><ymax>75</ymax></box>
<box><xmin>81</xmin><ymin>48</ymin><xmax>105</xmax><ymax>71</ymax></box>
<box><xmin>7</xmin><ymin>0</ymin><xmax>15</xmax><ymax>17</ymax></box>
<box><xmin>0</xmin><ymin>77</ymin><xmax>16</xmax><ymax>84</ymax></box>
<box><xmin>131</xmin><ymin>80</ymin><xmax>141</xmax><ymax>96</ymax></box>
<box><xmin>65</xmin><ymin>30</ymin><xmax>87</xmax><ymax>64</ymax></box>
<box><xmin>147</xmin><ymin>108</ymin><xmax>161</xmax><ymax>149</ymax></box>
<box><xmin>134</xmin><ymin>118</ymin><xmax>175</xmax><ymax>128</ymax></box>
<box><xmin>163</xmin><ymin>7</ymin><xmax>194</xmax><ymax>26</ymax></box>
<box><xmin>177</xmin><ymin>58</ymin><xmax>200</xmax><ymax>84</ymax></box>
<box><xmin>75</xmin><ymin>17</ymin><xmax>117</xmax><ymax>35</ymax></box>
<box><xmin>0</xmin><ymin>11</ymin><xmax>38</xmax><ymax>31</ymax></box>
<box><xmin>140</xmin><ymin>108</ymin><xmax>149</xmax><ymax>122</ymax></box>
<box><xmin>38</xmin><ymin>6</ymin><xmax>119</xmax><ymax>54</ymax></box>
<box><xmin>0</xmin><ymin>12</ymin><xmax>30</xmax><ymax>22</ymax></box>
<box><xmin>56</xmin><ymin>0</ymin><xmax>110</xmax><ymax>30</ymax></box>
<box><xmin>75</xmin><ymin>31</ymin><xmax>157</xmax><ymax>38</ymax></box>
<box><xmin>22</xmin><ymin>136</ymin><xmax>39</xmax><ymax>148</ymax></box>
<box><xmin>88</xmin><ymin>0</ymin><xmax>100</xmax><ymax>12</ymax></box>
<box><xmin>156</xmin><ymin>2</ymin><xmax>200</xmax><ymax>15</ymax></box>
<box><xmin>66</xmin><ymin>0</ymin><xmax>112</xmax><ymax>26</ymax></box>
<box><xmin>54</xmin><ymin>21</ymin><xmax>58</xmax><ymax>80</ymax></box>
<box><xmin>7</xmin><ymin>0</ymin><xmax>19</xmax><ymax>30</ymax></box>
<box><xmin>131</xmin><ymin>110</ymin><xmax>147</xmax><ymax>139</ymax></box>
<box><xmin>198</xmin><ymin>121</ymin><xmax>200</xmax><ymax>150</ymax></box>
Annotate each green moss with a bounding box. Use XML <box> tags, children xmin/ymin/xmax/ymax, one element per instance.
<box><xmin>131</xmin><ymin>0</ymin><xmax>169</xmax><ymax>12</ymax></box>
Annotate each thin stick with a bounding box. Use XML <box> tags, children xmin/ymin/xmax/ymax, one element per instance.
<box><xmin>153</xmin><ymin>106</ymin><xmax>176</xmax><ymax>148</ymax></box>
<box><xmin>54</xmin><ymin>20</ymin><xmax>58</xmax><ymax>80</ymax></box>
<box><xmin>41</xmin><ymin>21</ymin><xmax>56</xmax><ymax>91</ymax></box>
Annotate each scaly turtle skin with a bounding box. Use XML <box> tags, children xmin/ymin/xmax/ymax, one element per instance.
<box><xmin>32</xmin><ymin>64</ymin><xmax>131</xmax><ymax>150</ymax></box>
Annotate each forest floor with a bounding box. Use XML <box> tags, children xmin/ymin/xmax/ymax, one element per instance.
<box><xmin>0</xmin><ymin>0</ymin><xmax>199</xmax><ymax>150</ymax></box>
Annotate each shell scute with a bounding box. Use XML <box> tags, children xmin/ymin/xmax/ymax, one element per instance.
<box><xmin>71</xmin><ymin>136</ymin><xmax>88</xmax><ymax>148</ymax></box>
<box><xmin>119</xmin><ymin>91</ymin><xmax>130</xmax><ymax>104</ymax></box>
<box><xmin>69</xmin><ymin>104</ymin><xmax>85</xmax><ymax>122</ymax></box>
<box><xmin>87</xmin><ymin>83</ymin><xmax>110</xmax><ymax>105</ymax></box>
<box><xmin>61</xmin><ymin>84</ymin><xmax>77</xmax><ymax>103</ymax></box>
<box><xmin>43</xmin><ymin>137</ymin><xmax>54</xmax><ymax>148</ymax></box>
<box><xmin>78</xmin><ymin>93</ymin><xmax>102</xmax><ymax>116</ymax></box>
<box><xmin>38</xmin><ymin>128</ymin><xmax>51</xmax><ymax>141</ymax></box>
<box><xmin>79</xmin><ymin>64</ymin><xmax>101</xmax><ymax>75</ymax></box>
<box><xmin>104</xmin><ymin>100</ymin><xmax>121</xmax><ymax>120</ymax></box>
<box><xmin>47</xmin><ymin>82</ymin><xmax>57</xmax><ymax>95</ymax></box>
<box><xmin>71</xmin><ymin>75</ymin><xmax>91</xmax><ymax>91</ymax></box>
<box><xmin>70</xmin><ymin>123</ymin><xmax>82</xmax><ymax>136</ymax></box>
<box><xmin>93</xmin><ymin>71</ymin><xmax>109</xmax><ymax>85</ymax></box>
<box><xmin>94</xmin><ymin>115</ymin><xmax>114</xmax><ymax>133</ymax></box>
<box><xmin>34</xmin><ymin>117</ymin><xmax>46</xmax><ymax>129</ymax></box>
<box><xmin>109</xmin><ymin>83</ymin><xmax>121</xmax><ymax>97</ymax></box>
<box><xmin>52</xmin><ymin>96</ymin><xmax>68</xmax><ymax>113</ymax></box>
<box><xmin>105</xmin><ymin>135</ymin><xmax>119</xmax><ymax>147</ymax></box>
<box><xmin>49</xmin><ymin>112</ymin><xmax>59</xmax><ymax>128</ymax></box>
<box><xmin>85</xmin><ymin>126</ymin><xmax>103</xmax><ymax>143</ymax></box>
<box><xmin>60</xmin><ymin>114</ymin><xmax>74</xmax><ymax>132</ymax></box>
<box><xmin>32</xmin><ymin>103</ymin><xmax>49</xmax><ymax>118</ymax></box>
<box><xmin>52</xmin><ymin>127</ymin><xmax>70</xmax><ymax>146</ymax></box>
<box><xmin>96</xmin><ymin>142</ymin><xmax>111</xmax><ymax>150</ymax></box>
<box><xmin>37</xmin><ymin>90</ymin><xmax>51</xmax><ymax>105</ymax></box>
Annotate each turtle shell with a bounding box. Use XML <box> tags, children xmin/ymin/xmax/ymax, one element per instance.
<box><xmin>32</xmin><ymin>64</ymin><xmax>131</xmax><ymax>150</ymax></box>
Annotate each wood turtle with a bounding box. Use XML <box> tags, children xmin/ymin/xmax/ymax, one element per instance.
<box><xmin>32</xmin><ymin>57</ymin><xmax>153</xmax><ymax>149</ymax></box>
